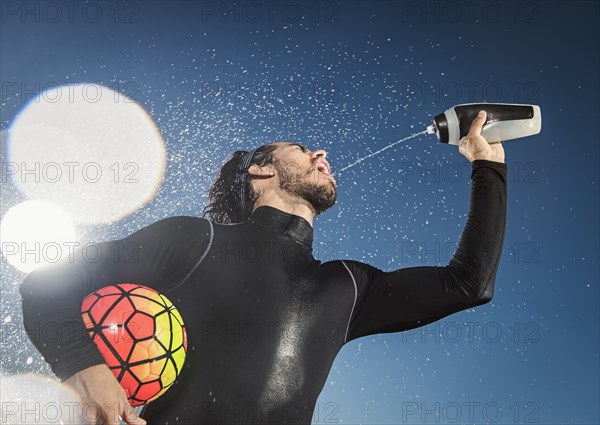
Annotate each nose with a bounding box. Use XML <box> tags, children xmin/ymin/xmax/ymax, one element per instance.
<box><xmin>311</xmin><ymin>149</ymin><xmax>327</xmax><ymax>159</ymax></box>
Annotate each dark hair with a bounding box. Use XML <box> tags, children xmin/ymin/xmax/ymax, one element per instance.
<box><xmin>202</xmin><ymin>143</ymin><xmax>278</xmax><ymax>224</ymax></box>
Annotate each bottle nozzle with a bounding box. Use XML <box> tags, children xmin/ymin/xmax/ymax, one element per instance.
<box><xmin>426</xmin><ymin>123</ymin><xmax>437</xmax><ymax>135</ymax></box>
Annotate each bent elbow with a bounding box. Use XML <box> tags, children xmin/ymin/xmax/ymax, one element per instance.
<box><xmin>477</xmin><ymin>291</ymin><xmax>493</xmax><ymax>305</ymax></box>
<box><xmin>472</xmin><ymin>283</ymin><xmax>494</xmax><ymax>306</ymax></box>
<box><xmin>444</xmin><ymin>263</ymin><xmax>496</xmax><ymax>307</ymax></box>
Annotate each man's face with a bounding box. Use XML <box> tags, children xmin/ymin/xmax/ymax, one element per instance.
<box><xmin>270</xmin><ymin>142</ymin><xmax>337</xmax><ymax>214</ymax></box>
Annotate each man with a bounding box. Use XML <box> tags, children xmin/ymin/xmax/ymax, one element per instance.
<box><xmin>20</xmin><ymin>111</ymin><xmax>506</xmax><ymax>425</ymax></box>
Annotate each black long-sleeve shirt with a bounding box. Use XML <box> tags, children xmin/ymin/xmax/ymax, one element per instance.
<box><xmin>20</xmin><ymin>159</ymin><xmax>507</xmax><ymax>424</ymax></box>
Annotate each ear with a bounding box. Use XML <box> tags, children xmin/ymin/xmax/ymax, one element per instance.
<box><xmin>248</xmin><ymin>163</ymin><xmax>275</xmax><ymax>178</ymax></box>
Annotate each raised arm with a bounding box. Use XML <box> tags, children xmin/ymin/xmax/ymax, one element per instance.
<box><xmin>343</xmin><ymin>111</ymin><xmax>507</xmax><ymax>343</ymax></box>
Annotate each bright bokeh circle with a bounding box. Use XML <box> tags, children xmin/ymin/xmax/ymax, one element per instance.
<box><xmin>7</xmin><ymin>83</ymin><xmax>166</xmax><ymax>224</ymax></box>
<box><xmin>0</xmin><ymin>200</ymin><xmax>77</xmax><ymax>273</ymax></box>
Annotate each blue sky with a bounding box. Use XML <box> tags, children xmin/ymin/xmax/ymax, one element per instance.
<box><xmin>1</xmin><ymin>1</ymin><xmax>598</xmax><ymax>423</ymax></box>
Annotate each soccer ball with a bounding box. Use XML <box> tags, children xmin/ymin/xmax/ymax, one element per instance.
<box><xmin>81</xmin><ymin>283</ymin><xmax>187</xmax><ymax>406</ymax></box>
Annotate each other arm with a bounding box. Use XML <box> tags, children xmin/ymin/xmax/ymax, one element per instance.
<box><xmin>19</xmin><ymin>216</ymin><xmax>212</xmax><ymax>381</ymax></box>
<box><xmin>19</xmin><ymin>216</ymin><xmax>212</xmax><ymax>425</ymax></box>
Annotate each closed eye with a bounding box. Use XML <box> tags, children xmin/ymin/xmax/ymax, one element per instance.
<box><xmin>290</xmin><ymin>143</ymin><xmax>309</xmax><ymax>153</ymax></box>
<box><xmin>293</xmin><ymin>143</ymin><xmax>309</xmax><ymax>153</ymax></box>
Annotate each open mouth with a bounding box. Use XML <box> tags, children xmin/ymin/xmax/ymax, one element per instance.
<box><xmin>317</xmin><ymin>163</ymin><xmax>330</xmax><ymax>175</ymax></box>
<box><xmin>316</xmin><ymin>163</ymin><xmax>336</xmax><ymax>186</ymax></box>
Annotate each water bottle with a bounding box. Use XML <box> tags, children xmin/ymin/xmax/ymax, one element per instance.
<box><xmin>426</xmin><ymin>103</ymin><xmax>542</xmax><ymax>145</ymax></box>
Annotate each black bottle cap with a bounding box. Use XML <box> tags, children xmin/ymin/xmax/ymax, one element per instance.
<box><xmin>434</xmin><ymin>112</ymin><xmax>449</xmax><ymax>144</ymax></box>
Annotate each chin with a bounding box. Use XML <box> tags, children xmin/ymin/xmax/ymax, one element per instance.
<box><xmin>277</xmin><ymin>165</ymin><xmax>337</xmax><ymax>214</ymax></box>
<box><xmin>308</xmin><ymin>183</ymin><xmax>336</xmax><ymax>215</ymax></box>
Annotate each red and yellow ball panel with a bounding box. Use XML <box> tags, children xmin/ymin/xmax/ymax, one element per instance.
<box><xmin>81</xmin><ymin>283</ymin><xmax>187</xmax><ymax>406</ymax></box>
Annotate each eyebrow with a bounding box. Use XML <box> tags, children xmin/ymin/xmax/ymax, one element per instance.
<box><xmin>289</xmin><ymin>143</ymin><xmax>309</xmax><ymax>153</ymax></box>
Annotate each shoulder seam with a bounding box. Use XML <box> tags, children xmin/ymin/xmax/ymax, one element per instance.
<box><xmin>341</xmin><ymin>260</ymin><xmax>358</xmax><ymax>344</ymax></box>
<box><xmin>166</xmin><ymin>219</ymin><xmax>214</xmax><ymax>293</ymax></box>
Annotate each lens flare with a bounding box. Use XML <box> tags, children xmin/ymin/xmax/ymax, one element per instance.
<box><xmin>7</xmin><ymin>83</ymin><xmax>167</xmax><ymax>224</ymax></box>
<box><xmin>0</xmin><ymin>200</ymin><xmax>76</xmax><ymax>273</ymax></box>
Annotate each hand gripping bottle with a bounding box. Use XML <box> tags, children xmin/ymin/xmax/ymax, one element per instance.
<box><xmin>426</xmin><ymin>103</ymin><xmax>542</xmax><ymax>145</ymax></box>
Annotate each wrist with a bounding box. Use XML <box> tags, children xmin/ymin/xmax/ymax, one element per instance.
<box><xmin>471</xmin><ymin>159</ymin><xmax>508</xmax><ymax>173</ymax></box>
<box><xmin>472</xmin><ymin>158</ymin><xmax>505</xmax><ymax>165</ymax></box>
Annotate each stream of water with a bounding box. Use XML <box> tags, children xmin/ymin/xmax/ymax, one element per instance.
<box><xmin>332</xmin><ymin>130</ymin><xmax>428</xmax><ymax>176</ymax></box>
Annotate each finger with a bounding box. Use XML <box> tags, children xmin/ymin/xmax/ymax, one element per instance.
<box><xmin>122</xmin><ymin>403</ymin><xmax>147</xmax><ymax>425</ymax></box>
<box><xmin>467</xmin><ymin>110</ymin><xmax>487</xmax><ymax>138</ymax></box>
<box><xmin>96</xmin><ymin>409</ymin><xmax>116</xmax><ymax>425</ymax></box>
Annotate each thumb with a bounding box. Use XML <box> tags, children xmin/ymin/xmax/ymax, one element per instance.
<box><xmin>467</xmin><ymin>110</ymin><xmax>487</xmax><ymax>138</ymax></box>
<box><xmin>121</xmin><ymin>403</ymin><xmax>147</xmax><ymax>425</ymax></box>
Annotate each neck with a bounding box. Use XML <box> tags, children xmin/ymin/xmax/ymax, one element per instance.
<box><xmin>251</xmin><ymin>195</ymin><xmax>316</xmax><ymax>227</ymax></box>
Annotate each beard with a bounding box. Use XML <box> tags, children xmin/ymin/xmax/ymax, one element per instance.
<box><xmin>274</xmin><ymin>159</ymin><xmax>337</xmax><ymax>215</ymax></box>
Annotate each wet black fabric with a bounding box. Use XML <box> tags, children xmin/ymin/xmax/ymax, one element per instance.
<box><xmin>20</xmin><ymin>159</ymin><xmax>507</xmax><ymax>425</ymax></box>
